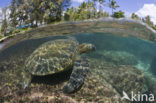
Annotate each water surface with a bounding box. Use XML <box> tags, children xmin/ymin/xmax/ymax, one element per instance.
<box><xmin>1</xmin><ymin>33</ymin><xmax>156</xmax><ymax>76</ymax></box>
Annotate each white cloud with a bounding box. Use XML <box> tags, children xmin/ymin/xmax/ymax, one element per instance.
<box><xmin>72</xmin><ymin>0</ymin><xmax>85</xmax><ymax>3</ymax></box>
<box><xmin>136</xmin><ymin>4</ymin><xmax>156</xmax><ymax>24</ymax></box>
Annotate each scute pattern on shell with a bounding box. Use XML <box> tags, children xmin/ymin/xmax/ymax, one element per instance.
<box><xmin>25</xmin><ymin>39</ymin><xmax>79</xmax><ymax>76</ymax></box>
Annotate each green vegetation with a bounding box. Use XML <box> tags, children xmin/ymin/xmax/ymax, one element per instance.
<box><xmin>109</xmin><ymin>0</ymin><xmax>119</xmax><ymax>15</ymax></box>
<box><xmin>0</xmin><ymin>7</ymin><xmax>8</xmax><ymax>36</ymax></box>
<box><xmin>113</xmin><ymin>10</ymin><xmax>124</xmax><ymax>18</ymax></box>
<box><xmin>0</xmin><ymin>0</ymin><xmax>71</xmax><ymax>38</ymax></box>
<box><xmin>131</xmin><ymin>13</ymin><xmax>139</xmax><ymax>20</ymax></box>
<box><xmin>12</xmin><ymin>27</ymin><xmax>32</xmax><ymax>34</ymax></box>
<box><xmin>0</xmin><ymin>0</ymin><xmax>156</xmax><ymax>41</ymax></box>
<box><xmin>0</xmin><ymin>0</ymin><xmax>121</xmax><ymax>38</ymax></box>
<box><xmin>7</xmin><ymin>0</ymin><xmax>120</xmax><ymax>26</ymax></box>
<box><xmin>0</xmin><ymin>35</ymin><xmax>4</xmax><ymax>39</ymax></box>
<box><xmin>64</xmin><ymin>1</ymin><xmax>109</xmax><ymax>21</ymax></box>
<box><xmin>143</xmin><ymin>15</ymin><xmax>156</xmax><ymax>31</ymax></box>
<box><xmin>9</xmin><ymin>0</ymin><xmax>68</xmax><ymax>27</ymax></box>
<box><xmin>131</xmin><ymin>13</ymin><xmax>156</xmax><ymax>31</ymax></box>
<box><xmin>143</xmin><ymin>16</ymin><xmax>154</xmax><ymax>27</ymax></box>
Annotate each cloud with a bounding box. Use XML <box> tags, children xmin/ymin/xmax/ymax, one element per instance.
<box><xmin>136</xmin><ymin>4</ymin><xmax>156</xmax><ymax>24</ymax></box>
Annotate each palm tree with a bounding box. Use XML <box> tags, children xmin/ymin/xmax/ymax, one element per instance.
<box><xmin>86</xmin><ymin>1</ymin><xmax>93</xmax><ymax>19</ymax></box>
<box><xmin>9</xmin><ymin>0</ymin><xmax>18</xmax><ymax>27</ymax></box>
<box><xmin>109</xmin><ymin>0</ymin><xmax>119</xmax><ymax>15</ymax></box>
<box><xmin>131</xmin><ymin>13</ymin><xmax>139</xmax><ymax>20</ymax></box>
<box><xmin>145</xmin><ymin>15</ymin><xmax>153</xmax><ymax>26</ymax></box>
<box><xmin>98</xmin><ymin>0</ymin><xmax>105</xmax><ymax>17</ymax></box>
<box><xmin>99</xmin><ymin>0</ymin><xmax>105</xmax><ymax>11</ymax></box>
<box><xmin>93</xmin><ymin>0</ymin><xmax>97</xmax><ymax>18</ymax></box>
<box><xmin>1</xmin><ymin>7</ymin><xmax>8</xmax><ymax>35</ymax></box>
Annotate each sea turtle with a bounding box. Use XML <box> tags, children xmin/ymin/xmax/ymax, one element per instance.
<box><xmin>20</xmin><ymin>37</ymin><xmax>96</xmax><ymax>93</ymax></box>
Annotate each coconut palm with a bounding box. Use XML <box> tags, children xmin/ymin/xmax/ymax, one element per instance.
<box><xmin>1</xmin><ymin>7</ymin><xmax>8</xmax><ymax>35</ymax></box>
<box><xmin>109</xmin><ymin>0</ymin><xmax>119</xmax><ymax>15</ymax></box>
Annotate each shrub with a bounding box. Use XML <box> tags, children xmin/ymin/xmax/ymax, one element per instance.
<box><xmin>0</xmin><ymin>35</ymin><xmax>3</xmax><ymax>39</ymax></box>
<box><xmin>131</xmin><ymin>13</ymin><xmax>139</xmax><ymax>20</ymax></box>
<box><xmin>113</xmin><ymin>10</ymin><xmax>124</xmax><ymax>18</ymax></box>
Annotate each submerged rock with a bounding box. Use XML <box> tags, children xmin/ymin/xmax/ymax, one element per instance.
<box><xmin>90</xmin><ymin>59</ymin><xmax>147</xmax><ymax>96</ymax></box>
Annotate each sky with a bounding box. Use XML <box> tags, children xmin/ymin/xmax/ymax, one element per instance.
<box><xmin>73</xmin><ymin>0</ymin><xmax>156</xmax><ymax>24</ymax></box>
<box><xmin>0</xmin><ymin>0</ymin><xmax>11</xmax><ymax>8</ymax></box>
<box><xmin>0</xmin><ymin>0</ymin><xmax>156</xmax><ymax>24</ymax></box>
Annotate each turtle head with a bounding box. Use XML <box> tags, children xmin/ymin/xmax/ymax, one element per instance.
<box><xmin>78</xmin><ymin>43</ymin><xmax>96</xmax><ymax>54</ymax></box>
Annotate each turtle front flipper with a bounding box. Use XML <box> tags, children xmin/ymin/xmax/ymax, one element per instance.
<box><xmin>63</xmin><ymin>56</ymin><xmax>89</xmax><ymax>93</ymax></box>
<box><xmin>20</xmin><ymin>69</ymin><xmax>32</xmax><ymax>89</ymax></box>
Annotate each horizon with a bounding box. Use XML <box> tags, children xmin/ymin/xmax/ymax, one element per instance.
<box><xmin>0</xmin><ymin>0</ymin><xmax>156</xmax><ymax>24</ymax></box>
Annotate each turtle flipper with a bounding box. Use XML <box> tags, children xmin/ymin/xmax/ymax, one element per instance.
<box><xmin>20</xmin><ymin>69</ymin><xmax>32</xmax><ymax>89</ymax></box>
<box><xmin>63</xmin><ymin>57</ymin><xmax>89</xmax><ymax>93</ymax></box>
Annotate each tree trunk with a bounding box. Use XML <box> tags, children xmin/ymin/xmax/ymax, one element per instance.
<box><xmin>112</xmin><ymin>8</ymin><xmax>113</xmax><ymax>16</ymax></box>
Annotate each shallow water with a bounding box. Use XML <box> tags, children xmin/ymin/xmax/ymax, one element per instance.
<box><xmin>0</xmin><ymin>21</ymin><xmax>156</xmax><ymax>102</ymax></box>
<box><xmin>1</xmin><ymin>33</ymin><xmax>156</xmax><ymax>76</ymax></box>
<box><xmin>75</xmin><ymin>33</ymin><xmax>156</xmax><ymax>75</ymax></box>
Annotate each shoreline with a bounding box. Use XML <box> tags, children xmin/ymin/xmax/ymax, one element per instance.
<box><xmin>0</xmin><ymin>35</ymin><xmax>14</xmax><ymax>50</ymax></box>
<box><xmin>0</xmin><ymin>38</ymin><xmax>12</xmax><ymax>50</ymax></box>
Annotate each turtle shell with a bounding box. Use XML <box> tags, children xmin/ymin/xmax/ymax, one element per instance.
<box><xmin>25</xmin><ymin>39</ymin><xmax>79</xmax><ymax>76</ymax></box>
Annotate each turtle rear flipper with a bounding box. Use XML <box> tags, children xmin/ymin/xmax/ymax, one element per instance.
<box><xmin>20</xmin><ymin>69</ymin><xmax>32</xmax><ymax>89</ymax></box>
<box><xmin>63</xmin><ymin>57</ymin><xmax>89</xmax><ymax>93</ymax></box>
